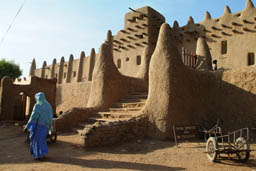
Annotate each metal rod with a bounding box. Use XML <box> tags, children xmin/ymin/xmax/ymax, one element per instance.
<box><xmin>173</xmin><ymin>125</ymin><xmax>178</xmax><ymax>147</ymax></box>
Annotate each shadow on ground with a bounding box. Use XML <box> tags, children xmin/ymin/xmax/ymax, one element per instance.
<box><xmin>0</xmin><ymin>125</ymin><xmax>184</xmax><ymax>170</ymax></box>
<box><xmin>47</xmin><ymin>157</ymin><xmax>185</xmax><ymax>171</ymax></box>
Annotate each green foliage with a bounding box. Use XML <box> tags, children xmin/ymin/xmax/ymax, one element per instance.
<box><xmin>0</xmin><ymin>59</ymin><xmax>22</xmax><ymax>79</ymax></box>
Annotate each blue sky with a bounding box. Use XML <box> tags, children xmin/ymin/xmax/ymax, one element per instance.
<box><xmin>0</xmin><ymin>0</ymin><xmax>252</xmax><ymax>77</ymax></box>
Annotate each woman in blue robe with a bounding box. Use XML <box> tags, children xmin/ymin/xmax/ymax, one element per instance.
<box><xmin>25</xmin><ymin>92</ymin><xmax>53</xmax><ymax>160</ymax></box>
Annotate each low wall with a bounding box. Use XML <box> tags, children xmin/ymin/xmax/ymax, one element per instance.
<box><xmin>55</xmin><ymin>107</ymin><xmax>97</xmax><ymax>131</ymax></box>
<box><xmin>217</xmin><ymin>66</ymin><xmax>256</xmax><ymax>130</ymax></box>
<box><xmin>0</xmin><ymin>76</ymin><xmax>56</xmax><ymax>121</ymax></box>
<box><xmin>80</xmin><ymin>114</ymin><xmax>148</xmax><ymax>147</ymax></box>
<box><xmin>56</xmin><ymin>81</ymin><xmax>91</xmax><ymax>113</ymax></box>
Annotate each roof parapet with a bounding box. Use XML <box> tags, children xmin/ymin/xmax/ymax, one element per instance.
<box><xmin>204</xmin><ymin>11</ymin><xmax>211</xmax><ymax>21</ymax></box>
<box><xmin>224</xmin><ymin>5</ymin><xmax>232</xmax><ymax>15</ymax></box>
<box><xmin>187</xmin><ymin>16</ymin><xmax>194</xmax><ymax>24</ymax></box>
<box><xmin>173</xmin><ymin>20</ymin><xmax>179</xmax><ymax>30</ymax></box>
<box><xmin>244</xmin><ymin>0</ymin><xmax>255</xmax><ymax>10</ymax></box>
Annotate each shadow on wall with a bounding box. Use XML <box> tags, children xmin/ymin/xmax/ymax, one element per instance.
<box><xmin>173</xmin><ymin>69</ymin><xmax>256</xmax><ymax>136</ymax></box>
<box><xmin>198</xmin><ymin>70</ymin><xmax>256</xmax><ymax>132</ymax></box>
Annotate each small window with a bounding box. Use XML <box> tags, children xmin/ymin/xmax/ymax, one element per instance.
<box><xmin>221</xmin><ymin>40</ymin><xmax>227</xmax><ymax>54</ymax></box>
<box><xmin>248</xmin><ymin>53</ymin><xmax>255</xmax><ymax>66</ymax></box>
<box><xmin>236</xmin><ymin>13</ymin><xmax>241</xmax><ymax>17</ymax></box>
<box><xmin>135</xmin><ymin>34</ymin><xmax>143</xmax><ymax>39</ymax></box>
<box><xmin>137</xmin><ymin>55</ymin><xmax>141</xmax><ymax>65</ymax></box>
<box><xmin>139</xmin><ymin>14</ymin><xmax>144</xmax><ymax>20</ymax></box>
<box><xmin>126</xmin><ymin>57</ymin><xmax>129</xmax><ymax>62</ymax></box>
<box><xmin>117</xmin><ymin>59</ymin><xmax>121</xmax><ymax>68</ymax></box>
<box><xmin>73</xmin><ymin>71</ymin><xmax>76</xmax><ymax>77</ymax></box>
<box><xmin>130</xmin><ymin>16</ymin><xmax>136</xmax><ymax>22</ymax></box>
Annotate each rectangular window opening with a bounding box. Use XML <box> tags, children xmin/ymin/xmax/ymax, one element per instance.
<box><xmin>136</xmin><ymin>55</ymin><xmax>141</xmax><ymax>65</ymax></box>
<box><xmin>248</xmin><ymin>53</ymin><xmax>255</xmax><ymax>66</ymax></box>
<box><xmin>117</xmin><ymin>59</ymin><xmax>121</xmax><ymax>68</ymax></box>
<box><xmin>221</xmin><ymin>40</ymin><xmax>227</xmax><ymax>54</ymax></box>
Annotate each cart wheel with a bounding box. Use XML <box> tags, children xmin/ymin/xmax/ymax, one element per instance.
<box><xmin>49</xmin><ymin>133</ymin><xmax>57</xmax><ymax>143</ymax></box>
<box><xmin>235</xmin><ymin>137</ymin><xmax>250</xmax><ymax>162</ymax></box>
<box><xmin>206</xmin><ymin>137</ymin><xmax>218</xmax><ymax>162</ymax></box>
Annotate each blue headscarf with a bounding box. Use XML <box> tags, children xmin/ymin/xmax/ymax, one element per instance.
<box><xmin>26</xmin><ymin>92</ymin><xmax>53</xmax><ymax>130</ymax></box>
<box><xmin>35</xmin><ymin>92</ymin><xmax>47</xmax><ymax>105</ymax></box>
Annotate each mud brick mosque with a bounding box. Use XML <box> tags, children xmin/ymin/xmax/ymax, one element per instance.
<box><xmin>1</xmin><ymin>0</ymin><xmax>256</xmax><ymax>147</ymax></box>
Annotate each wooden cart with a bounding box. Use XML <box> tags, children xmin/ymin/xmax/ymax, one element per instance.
<box><xmin>205</xmin><ymin>127</ymin><xmax>250</xmax><ymax>162</ymax></box>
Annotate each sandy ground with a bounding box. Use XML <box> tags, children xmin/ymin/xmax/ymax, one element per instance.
<box><xmin>0</xmin><ymin>122</ymin><xmax>256</xmax><ymax>171</ymax></box>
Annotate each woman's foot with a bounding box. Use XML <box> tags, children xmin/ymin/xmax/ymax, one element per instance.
<box><xmin>34</xmin><ymin>157</ymin><xmax>41</xmax><ymax>161</ymax></box>
<box><xmin>40</xmin><ymin>156</ymin><xmax>47</xmax><ymax>160</ymax></box>
<box><xmin>34</xmin><ymin>156</ymin><xmax>46</xmax><ymax>161</ymax></box>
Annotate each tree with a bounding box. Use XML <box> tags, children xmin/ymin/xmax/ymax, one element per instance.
<box><xmin>0</xmin><ymin>59</ymin><xmax>22</xmax><ymax>80</ymax></box>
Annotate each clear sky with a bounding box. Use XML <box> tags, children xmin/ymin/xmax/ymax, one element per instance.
<box><xmin>0</xmin><ymin>0</ymin><xmax>253</xmax><ymax>77</ymax></box>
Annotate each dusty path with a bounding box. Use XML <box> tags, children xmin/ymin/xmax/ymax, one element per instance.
<box><xmin>0</xmin><ymin>122</ymin><xmax>255</xmax><ymax>171</ymax></box>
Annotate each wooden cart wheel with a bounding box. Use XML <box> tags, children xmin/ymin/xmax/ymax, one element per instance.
<box><xmin>49</xmin><ymin>132</ymin><xmax>57</xmax><ymax>143</ymax></box>
<box><xmin>235</xmin><ymin>137</ymin><xmax>250</xmax><ymax>162</ymax></box>
<box><xmin>206</xmin><ymin>137</ymin><xmax>218</xmax><ymax>162</ymax></box>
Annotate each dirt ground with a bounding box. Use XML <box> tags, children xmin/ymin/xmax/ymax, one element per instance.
<box><xmin>0</xmin><ymin>122</ymin><xmax>256</xmax><ymax>171</ymax></box>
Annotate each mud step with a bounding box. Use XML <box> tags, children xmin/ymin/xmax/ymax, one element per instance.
<box><xmin>129</xmin><ymin>92</ymin><xmax>148</xmax><ymax>96</ymax></box>
<box><xmin>96</xmin><ymin>112</ymin><xmax>134</xmax><ymax>118</ymax></box>
<box><xmin>77</xmin><ymin>121</ymin><xmax>94</xmax><ymax>127</ymax></box>
<box><xmin>71</xmin><ymin>126</ymin><xmax>84</xmax><ymax>134</ymax></box>
<box><xmin>87</xmin><ymin>117</ymin><xmax>129</xmax><ymax>122</ymax></box>
<box><xmin>71</xmin><ymin>120</ymin><xmax>95</xmax><ymax>132</ymax></box>
<box><xmin>133</xmin><ymin>89</ymin><xmax>148</xmax><ymax>94</ymax></box>
<box><xmin>75</xmin><ymin>129</ymin><xmax>84</xmax><ymax>134</ymax></box>
<box><xmin>112</xmin><ymin>102</ymin><xmax>145</xmax><ymax>108</ymax></box>
<box><xmin>124</xmin><ymin>94</ymin><xmax>148</xmax><ymax>99</ymax></box>
<box><xmin>119</xmin><ymin>98</ymin><xmax>146</xmax><ymax>103</ymax></box>
<box><xmin>106</xmin><ymin>107</ymin><xmax>141</xmax><ymax>112</ymax></box>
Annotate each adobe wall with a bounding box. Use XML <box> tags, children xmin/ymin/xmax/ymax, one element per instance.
<box><xmin>113</xmin><ymin>6</ymin><xmax>165</xmax><ymax>77</ymax></box>
<box><xmin>32</xmin><ymin>50</ymin><xmax>96</xmax><ymax>84</ymax></box>
<box><xmin>179</xmin><ymin>68</ymin><xmax>256</xmax><ymax>132</ymax></box>
<box><xmin>55</xmin><ymin>107</ymin><xmax>97</xmax><ymax>131</ymax></box>
<box><xmin>173</xmin><ymin>0</ymin><xmax>256</xmax><ymax>70</ymax></box>
<box><xmin>0</xmin><ymin>76</ymin><xmax>56</xmax><ymax>121</ymax></box>
<box><xmin>144</xmin><ymin>23</ymin><xmax>256</xmax><ymax>139</ymax></box>
<box><xmin>56</xmin><ymin>81</ymin><xmax>91</xmax><ymax>113</ymax></box>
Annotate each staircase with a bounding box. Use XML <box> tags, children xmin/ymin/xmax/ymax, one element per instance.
<box><xmin>91</xmin><ymin>89</ymin><xmax>148</xmax><ymax>121</ymax></box>
<box><xmin>73</xmin><ymin>89</ymin><xmax>148</xmax><ymax>132</ymax></box>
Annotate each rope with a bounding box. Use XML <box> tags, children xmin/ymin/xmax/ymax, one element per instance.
<box><xmin>0</xmin><ymin>0</ymin><xmax>27</xmax><ymax>48</ymax></box>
